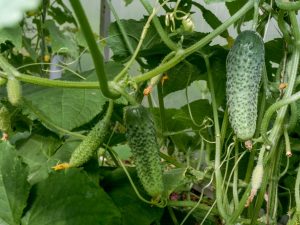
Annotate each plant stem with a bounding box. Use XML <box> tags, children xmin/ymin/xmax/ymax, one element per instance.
<box><xmin>252</xmin><ymin>0</ymin><xmax>259</xmax><ymax>30</ymax></box>
<box><xmin>0</xmin><ymin>55</ymin><xmax>21</xmax><ymax>78</ymax></box>
<box><xmin>289</xmin><ymin>10</ymin><xmax>300</xmax><ymax>45</ymax></box>
<box><xmin>275</xmin><ymin>0</ymin><xmax>300</xmax><ymax>11</ymax></box>
<box><xmin>204</xmin><ymin>56</ymin><xmax>228</xmax><ymax>221</ymax></box>
<box><xmin>0</xmin><ymin>71</ymin><xmax>99</xmax><ymax>89</ymax></box>
<box><xmin>114</xmin><ymin>2</ymin><xmax>158</xmax><ymax>82</ymax></box>
<box><xmin>106</xmin><ymin>0</ymin><xmax>147</xmax><ymax>68</ymax></box>
<box><xmin>233</xmin><ymin>142</ymin><xmax>239</xmax><ymax>208</ymax></box>
<box><xmin>261</xmin><ymin>50</ymin><xmax>300</xmax><ymax>145</ymax></box>
<box><xmin>296</xmin><ymin>165</ymin><xmax>300</xmax><ymax>211</ymax></box>
<box><xmin>251</xmin><ymin>13</ymin><xmax>300</xmax><ymax>223</ymax></box>
<box><xmin>69</xmin><ymin>0</ymin><xmax>119</xmax><ymax>99</ymax></box>
<box><xmin>220</xmin><ymin>108</ymin><xmax>228</xmax><ymax>149</ymax></box>
<box><xmin>140</xmin><ymin>0</ymin><xmax>178</xmax><ymax>50</ymax></box>
<box><xmin>109</xmin><ymin>82</ymin><xmax>137</xmax><ymax>105</ymax></box>
<box><xmin>133</xmin><ymin>1</ymin><xmax>254</xmax><ymax>84</ymax></box>
<box><xmin>157</xmin><ymin>82</ymin><xmax>166</xmax><ymax>134</ymax></box>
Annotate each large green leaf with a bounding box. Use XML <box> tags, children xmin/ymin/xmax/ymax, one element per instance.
<box><xmin>22</xmin><ymin>169</ymin><xmax>121</xmax><ymax>225</ymax></box>
<box><xmin>24</xmin><ymin>87</ymin><xmax>106</xmax><ymax>131</ymax></box>
<box><xmin>0</xmin><ymin>25</ymin><xmax>22</xmax><ymax>49</ymax></box>
<box><xmin>162</xmin><ymin>61</ymin><xmax>205</xmax><ymax>97</ymax></box>
<box><xmin>0</xmin><ymin>142</ymin><xmax>30</xmax><ymax>225</ymax></box>
<box><xmin>16</xmin><ymin>133</ymin><xmax>65</xmax><ymax>184</ymax></box>
<box><xmin>44</xmin><ymin>20</ymin><xmax>78</xmax><ymax>56</ymax></box>
<box><xmin>103</xmin><ymin>168</ymin><xmax>164</xmax><ymax>225</ymax></box>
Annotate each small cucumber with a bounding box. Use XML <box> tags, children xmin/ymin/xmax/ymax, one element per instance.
<box><xmin>6</xmin><ymin>77</ymin><xmax>22</xmax><ymax>106</ymax></box>
<box><xmin>0</xmin><ymin>106</ymin><xmax>11</xmax><ymax>133</ymax></box>
<box><xmin>226</xmin><ymin>30</ymin><xmax>265</xmax><ymax>141</ymax></box>
<box><xmin>68</xmin><ymin>101</ymin><xmax>113</xmax><ymax>167</ymax></box>
<box><xmin>124</xmin><ymin>105</ymin><xmax>164</xmax><ymax>198</ymax></box>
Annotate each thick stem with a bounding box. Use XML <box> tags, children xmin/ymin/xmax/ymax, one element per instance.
<box><xmin>69</xmin><ymin>0</ymin><xmax>119</xmax><ymax>99</ymax></box>
<box><xmin>261</xmin><ymin>50</ymin><xmax>300</xmax><ymax>145</ymax></box>
<box><xmin>275</xmin><ymin>0</ymin><xmax>300</xmax><ymax>11</ymax></box>
<box><xmin>296</xmin><ymin>165</ymin><xmax>300</xmax><ymax>211</ymax></box>
<box><xmin>0</xmin><ymin>71</ymin><xmax>99</xmax><ymax>89</ymax></box>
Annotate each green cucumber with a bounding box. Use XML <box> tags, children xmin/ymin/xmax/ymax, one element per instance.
<box><xmin>124</xmin><ymin>105</ymin><xmax>164</xmax><ymax>198</ymax></box>
<box><xmin>68</xmin><ymin>101</ymin><xmax>113</xmax><ymax>167</ymax></box>
<box><xmin>6</xmin><ymin>77</ymin><xmax>22</xmax><ymax>106</ymax></box>
<box><xmin>0</xmin><ymin>106</ymin><xmax>11</xmax><ymax>133</ymax></box>
<box><xmin>226</xmin><ymin>30</ymin><xmax>265</xmax><ymax>141</ymax></box>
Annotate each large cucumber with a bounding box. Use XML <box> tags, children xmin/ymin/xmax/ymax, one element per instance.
<box><xmin>124</xmin><ymin>105</ymin><xmax>164</xmax><ymax>198</ymax></box>
<box><xmin>226</xmin><ymin>30</ymin><xmax>265</xmax><ymax>142</ymax></box>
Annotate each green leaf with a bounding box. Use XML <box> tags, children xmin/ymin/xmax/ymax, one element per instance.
<box><xmin>162</xmin><ymin>62</ymin><xmax>205</xmax><ymax>97</ymax></box>
<box><xmin>0</xmin><ymin>142</ymin><xmax>30</xmax><ymax>225</ymax></box>
<box><xmin>16</xmin><ymin>133</ymin><xmax>64</xmax><ymax>184</ymax></box>
<box><xmin>22</xmin><ymin>169</ymin><xmax>121</xmax><ymax>225</ymax></box>
<box><xmin>123</xmin><ymin>0</ymin><xmax>134</xmax><ymax>6</ymax></box>
<box><xmin>24</xmin><ymin>87</ymin><xmax>106</xmax><ymax>131</ymax></box>
<box><xmin>226</xmin><ymin>1</ymin><xmax>252</xmax><ymax>24</ymax></box>
<box><xmin>103</xmin><ymin>168</ymin><xmax>163</xmax><ymax>225</ymax></box>
<box><xmin>113</xmin><ymin>144</ymin><xmax>132</xmax><ymax>160</ymax></box>
<box><xmin>107</xmin><ymin>19</ymin><xmax>161</xmax><ymax>62</ymax></box>
<box><xmin>163</xmin><ymin>167</ymin><xmax>206</xmax><ymax>197</ymax></box>
<box><xmin>265</xmin><ymin>38</ymin><xmax>284</xmax><ymax>64</ymax></box>
<box><xmin>209</xmin><ymin>50</ymin><xmax>227</xmax><ymax>108</ymax></box>
<box><xmin>48</xmin><ymin>0</ymin><xmax>76</xmax><ymax>25</ymax></box>
<box><xmin>44</xmin><ymin>20</ymin><xmax>78</xmax><ymax>56</ymax></box>
<box><xmin>194</xmin><ymin>2</ymin><xmax>229</xmax><ymax>38</ymax></box>
<box><xmin>152</xmin><ymin>100</ymin><xmax>212</xmax><ymax>151</ymax></box>
<box><xmin>0</xmin><ymin>25</ymin><xmax>22</xmax><ymax>49</ymax></box>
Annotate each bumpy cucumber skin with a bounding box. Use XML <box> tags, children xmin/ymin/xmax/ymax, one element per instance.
<box><xmin>124</xmin><ymin>105</ymin><xmax>164</xmax><ymax>198</ymax></box>
<box><xmin>226</xmin><ymin>30</ymin><xmax>265</xmax><ymax>141</ymax></box>
<box><xmin>7</xmin><ymin>77</ymin><xmax>22</xmax><ymax>106</ymax></box>
<box><xmin>0</xmin><ymin>106</ymin><xmax>10</xmax><ymax>132</ymax></box>
<box><xmin>69</xmin><ymin>110</ymin><xmax>111</xmax><ymax>167</ymax></box>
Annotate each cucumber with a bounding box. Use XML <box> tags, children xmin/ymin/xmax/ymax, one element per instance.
<box><xmin>68</xmin><ymin>101</ymin><xmax>113</xmax><ymax>167</ymax></box>
<box><xmin>226</xmin><ymin>30</ymin><xmax>265</xmax><ymax>141</ymax></box>
<box><xmin>6</xmin><ymin>77</ymin><xmax>22</xmax><ymax>106</ymax></box>
<box><xmin>124</xmin><ymin>105</ymin><xmax>164</xmax><ymax>198</ymax></box>
<box><xmin>0</xmin><ymin>106</ymin><xmax>11</xmax><ymax>133</ymax></box>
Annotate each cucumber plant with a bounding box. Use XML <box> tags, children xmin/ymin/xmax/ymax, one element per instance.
<box><xmin>0</xmin><ymin>1</ymin><xmax>299</xmax><ymax>225</ymax></box>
